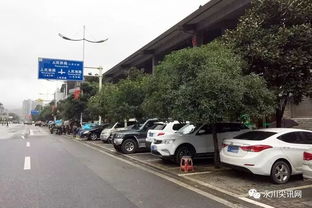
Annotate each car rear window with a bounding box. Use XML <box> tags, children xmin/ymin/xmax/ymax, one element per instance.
<box><xmin>172</xmin><ymin>123</ymin><xmax>185</xmax><ymax>131</ymax></box>
<box><xmin>233</xmin><ymin>131</ymin><xmax>276</xmax><ymax>141</ymax></box>
<box><xmin>115</xmin><ymin>122</ymin><xmax>125</xmax><ymax>128</ymax></box>
<box><xmin>152</xmin><ymin>124</ymin><xmax>166</xmax><ymax>130</ymax></box>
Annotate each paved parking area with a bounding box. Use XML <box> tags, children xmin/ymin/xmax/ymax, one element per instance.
<box><xmin>81</xmin><ymin>139</ymin><xmax>312</xmax><ymax>208</ymax></box>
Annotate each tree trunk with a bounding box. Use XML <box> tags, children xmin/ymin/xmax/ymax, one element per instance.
<box><xmin>275</xmin><ymin>108</ymin><xmax>283</xmax><ymax>128</ymax></box>
<box><xmin>212</xmin><ymin>124</ymin><xmax>221</xmax><ymax>168</ymax></box>
<box><xmin>275</xmin><ymin>95</ymin><xmax>289</xmax><ymax>128</ymax></box>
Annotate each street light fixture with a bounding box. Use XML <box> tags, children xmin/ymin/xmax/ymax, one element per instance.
<box><xmin>59</xmin><ymin>25</ymin><xmax>108</xmax><ymax>125</ymax></box>
<box><xmin>58</xmin><ymin>33</ymin><xmax>108</xmax><ymax>43</ymax></box>
<box><xmin>58</xmin><ymin>25</ymin><xmax>108</xmax><ymax>62</ymax></box>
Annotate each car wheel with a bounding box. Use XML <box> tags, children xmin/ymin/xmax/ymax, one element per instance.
<box><xmin>271</xmin><ymin>160</ymin><xmax>291</xmax><ymax>184</ymax></box>
<box><xmin>90</xmin><ymin>133</ymin><xmax>98</xmax><ymax>141</ymax></box>
<box><xmin>175</xmin><ymin>146</ymin><xmax>194</xmax><ymax>164</ymax></box>
<box><xmin>121</xmin><ymin>139</ymin><xmax>137</xmax><ymax>154</ymax></box>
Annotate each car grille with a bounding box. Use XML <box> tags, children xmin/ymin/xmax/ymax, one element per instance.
<box><xmin>154</xmin><ymin>139</ymin><xmax>162</xmax><ymax>144</ymax></box>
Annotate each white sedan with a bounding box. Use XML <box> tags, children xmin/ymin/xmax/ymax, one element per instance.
<box><xmin>220</xmin><ymin>128</ymin><xmax>312</xmax><ymax>184</ymax></box>
<box><xmin>303</xmin><ymin>148</ymin><xmax>312</xmax><ymax>179</ymax></box>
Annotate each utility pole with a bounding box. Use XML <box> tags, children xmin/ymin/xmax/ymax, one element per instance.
<box><xmin>59</xmin><ymin>26</ymin><xmax>108</xmax><ymax>126</ymax></box>
<box><xmin>84</xmin><ymin>66</ymin><xmax>104</xmax><ymax>124</ymax></box>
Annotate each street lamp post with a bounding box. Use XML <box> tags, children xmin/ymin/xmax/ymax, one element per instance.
<box><xmin>59</xmin><ymin>26</ymin><xmax>107</xmax><ymax>125</ymax></box>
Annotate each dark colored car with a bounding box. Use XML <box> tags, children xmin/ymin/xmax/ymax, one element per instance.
<box><xmin>112</xmin><ymin>118</ymin><xmax>164</xmax><ymax>154</ymax></box>
<box><xmin>78</xmin><ymin>123</ymin><xmax>109</xmax><ymax>140</ymax></box>
<box><xmin>35</xmin><ymin>121</ymin><xmax>42</xmax><ymax>126</ymax></box>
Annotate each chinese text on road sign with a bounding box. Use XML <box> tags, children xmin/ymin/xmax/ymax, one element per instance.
<box><xmin>38</xmin><ymin>58</ymin><xmax>84</xmax><ymax>81</ymax></box>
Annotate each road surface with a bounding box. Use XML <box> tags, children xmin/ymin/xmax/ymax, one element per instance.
<box><xmin>0</xmin><ymin>124</ymin><xmax>226</xmax><ymax>208</ymax></box>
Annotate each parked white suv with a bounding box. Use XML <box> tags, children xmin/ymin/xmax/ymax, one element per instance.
<box><xmin>100</xmin><ymin>121</ymin><xmax>137</xmax><ymax>143</ymax></box>
<box><xmin>146</xmin><ymin>121</ymin><xmax>186</xmax><ymax>149</ymax></box>
<box><xmin>151</xmin><ymin>123</ymin><xmax>249</xmax><ymax>163</ymax></box>
<box><xmin>220</xmin><ymin>128</ymin><xmax>312</xmax><ymax>184</ymax></box>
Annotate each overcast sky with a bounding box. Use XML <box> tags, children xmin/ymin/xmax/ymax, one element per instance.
<box><xmin>0</xmin><ymin>0</ymin><xmax>209</xmax><ymax>110</ymax></box>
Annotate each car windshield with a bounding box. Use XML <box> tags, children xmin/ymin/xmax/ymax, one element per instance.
<box><xmin>128</xmin><ymin>124</ymin><xmax>140</xmax><ymax>130</ymax></box>
<box><xmin>177</xmin><ymin>124</ymin><xmax>198</xmax><ymax>135</ymax></box>
<box><xmin>233</xmin><ymin>131</ymin><xmax>276</xmax><ymax>141</ymax></box>
<box><xmin>151</xmin><ymin>123</ymin><xmax>166</xmax><ymax>130</ymax></box>
<box><xmin>104</xmin><ymin>123</ymin><xmax>116</xmax><ymax>129</ymax></box>
<box><xmin>138</xmin><ymin>120</ymin><xmax>157</xmax><ymax>131</ymax></box>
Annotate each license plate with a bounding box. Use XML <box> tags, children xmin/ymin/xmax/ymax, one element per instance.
<box><xmin>227</xmin><ymin>145</ymin><xmax>239</xmax><ymax>153</ymax></box>
<box><xmin>151</xmin><ymin>145</ymin><xmax>157</xmax><ymax>151</ymax></box>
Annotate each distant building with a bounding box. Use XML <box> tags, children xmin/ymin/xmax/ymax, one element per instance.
<box><xmin>0</xmin><ymin>103</ymin><xmax>4</xmax><ymax>115</ymax></box>
<box><xmin>60</xmin><ymin>81</ymin><xmax>77</xmax><ymax>99</ymax></box>
<box><xmin>22</xmin><ymin>99</ymin><xmax>42</xmax><ymax>120</ymax></box>
<box><xmin>0</xmin><ymin>103</ymin><xmax>7</xmax><ymax>121</ymax></box>
<box><xmin>54</xmin><ymin>88</ymin><xmax>65</xmax><ymax>101</ymax></box>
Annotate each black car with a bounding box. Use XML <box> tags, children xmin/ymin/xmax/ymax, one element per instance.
<box><xmin>112</xmin><ymin>118</ymin><xmax>164</xmax><ymax>154</ymax></box>
<box><xmin>78</xmin><ymin>124</ymin><xmax>109</xmax><ymax>140</ymax></box>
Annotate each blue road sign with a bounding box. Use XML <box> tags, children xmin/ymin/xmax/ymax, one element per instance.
<box><xmin>31</xmin><ymin>110</ymin><xmax>40</xmax><ymax>116</ymax></box>
<box><xmin>38</xmin><ymin>58</ymin><xmax>84</xmax><ymax>81</ymax></box>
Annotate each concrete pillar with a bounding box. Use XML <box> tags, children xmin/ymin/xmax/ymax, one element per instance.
<box><xmin>192</xmin><ymin>32</ymin><xmax>204</xmax><ymax>47</ymax></box>
<box><xmin>152</xmin><ymin>56</ymin><xmax>157</xmax><ymax>75</ymax></box>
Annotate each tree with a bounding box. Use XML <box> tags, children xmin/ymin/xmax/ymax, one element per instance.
<box><xmin>88</xmin><ymin>82</ymin><xmax>118</xmax><ymax>122</ymax></box>
<box><xmin>89</xmin><ymin>68</ymin><xmax>151</xmax><ymax>122</ymax></box>
<box><xmin>38</xmin><ymin>103</ymin><xmax>54</xmax><ymax>121</ymax></box>
<box><xmin>146</xmin><ymin>41</ymin><xmax>274</xmax><ymax>167</ymax></box>
<box><xmin>8</xmin><ymin>112</ymin><xmax>20</xmax><ymax>122</ymax></box>
<box><xmin>223</xmin><ymin>0</ymin><xmax>312</xmax><ymax>127</ymax></box>
<box><xmin>57</xmin><ymin>81</ymin><xmax>98</xmax><ymax>121</ymax></box>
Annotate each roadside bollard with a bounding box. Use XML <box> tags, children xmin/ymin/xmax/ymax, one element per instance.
<box><xmin>180</xmin><ymin>156</ymin><xmax>194</xmax><ymax>172</ymax></box>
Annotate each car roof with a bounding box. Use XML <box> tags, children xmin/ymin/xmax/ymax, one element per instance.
<box><xmin>254</xmin><ymin>128</ymin><xmax>312</xmax><ymax>133</ymax></box>
<box><xmin>154</xmin><ymin>122</ymin><xmax>166</xmax><ymax>125</ymax></box>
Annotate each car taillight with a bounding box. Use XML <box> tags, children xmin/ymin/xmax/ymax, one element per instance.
<box><xmin>157</xmin><ymin>132</ymin><xmax>165</xmax><ymax>136</ymax></box>
<box><xmin>222</xmin><ymin>143</ymin><xmax>228</xmax><ymax>148</ymax></box>
<box><xmin>240</xmin><ymin>145</ymin><xmax>272</xmax><ymax>152</ymax></box>
<box><xmin>303</xmin><ymin>152</ymin><xmax>312</xmax><ymax>161</ymax></box>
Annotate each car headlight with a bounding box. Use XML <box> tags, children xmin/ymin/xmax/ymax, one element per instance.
<box><xmin>115</xmin><ymin>134</ymin><xmax>123</xmax><ymax>138</ymax></box>
<box><xmin>162</xmin><ymin>139</ymin><xmax>175</xmax><ymax>144</ymax></box>
<box><xmin>83</xmin><ymin>131</ymin><xmax>90</xmax><ymax>134</ymax></box>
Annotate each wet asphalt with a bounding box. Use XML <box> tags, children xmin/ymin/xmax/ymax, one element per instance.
<box><xmin>0</xmin><ymin>125</ymin><xmax>226</xmax><ymax>208</ymax></box>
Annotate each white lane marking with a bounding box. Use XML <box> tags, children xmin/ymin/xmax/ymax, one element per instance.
<box><xmin>182</xmin><ymin>175</ymin><xmax>274</xmax><ymax>208</ymax></box>
<box><xmin>164</xmin><ymin>166</ymin><xmax>181</xmax><ymax>170</ymax></box>
<box><xmin>238</xmin><ymin>183</ymin><xmax>312</xmax><ymax>198</ymax></box>
<box><xmin>72</xmin><ymin>140</ymin><xmax>239</xmax><ymax>208</ymax></box>
<box><xmin>145</xmin><ymin>159</ymin><xmax>162</xmax><ymax>162</ymax></box>
<box><xmin>24</xmin><ymin>156</ymin><xmax>31</xmax><ymax>170</ymax></box>
<box><xmin>21</xmin><ymin>136</ymin><xmax>25</xmax><ymax>139</ymax></box>
<box><xmin>134</xmin><ymin>152</ymin><xmax>153</xmax><ymax>155</ymax></box>
<box><xmin>238</xmin><ymin>197</ymin><xmax>274</xmax><ymax>208</ymax></box>
<box><xmin>26</xmin><ymin>142</ymin><xmax>30</xmax><ymax>147</ymax></box>
<box><xmin>178</xmin><ymin>171</ymin><xmax>211</xmax><ymax>177</ymax></box>
<box><xmin>29</xmin><ymin>130</ymin><xmax>34</xmax><ymax>136</ymax></box>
